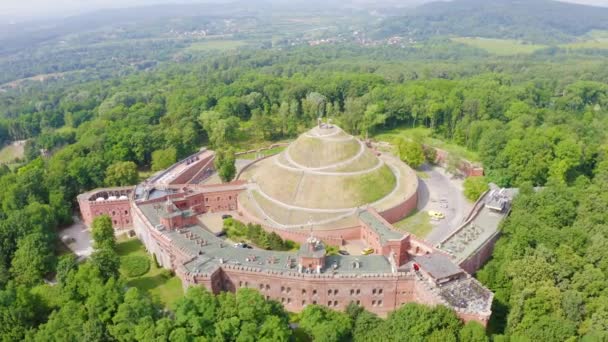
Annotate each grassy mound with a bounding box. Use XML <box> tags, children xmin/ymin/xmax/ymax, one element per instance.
<box><xmin>289</xmin><ymin>135</ymin><xmax>361</xmax><ymax>168</ymax></box>
<box><xmin>121</xmin><ymin>255</ymin><xmax>150</xmax><ymax>278</ymax></box>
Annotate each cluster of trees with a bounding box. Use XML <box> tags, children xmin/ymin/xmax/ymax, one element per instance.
<box><xmin>477</xmin><ymin>166</ymin><xmax>608</xmax><ymax>340</ymax></box>
<box><xmin>224</xmin><ymin>219</ymin><xmax>297</xmax><ymax>251</ymax></box>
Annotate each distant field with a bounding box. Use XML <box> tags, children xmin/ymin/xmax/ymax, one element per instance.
<box><xmin>0</xmin><ymin>140</ymin><xmax>26</xmax><ymax>164</ymax></box>
<box><xmin>452</xmin><ymin>37</ymin><xmax>546</xmax><ymax>55</ymax></box>
<box><xmin>561</xmin><ymin>40</ymin><xmax>608</xmax><ymax>49</ymax></box>
<box><xmin>187</xmin><ymin>40</ymin><xmax>248</xmax><ymax>52</ymax></box>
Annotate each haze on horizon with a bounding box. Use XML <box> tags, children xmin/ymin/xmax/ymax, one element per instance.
<box><xmin>4</xmin><ymin>0</ymin><xmax>607</xmax><ymax>21</ymax></box>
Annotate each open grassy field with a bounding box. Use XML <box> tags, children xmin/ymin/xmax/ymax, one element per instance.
<box><xmin>393</xmin><ymin>209</ymin><xmax>432</xmax><ymax>239</ymax></box>
<box><xmin>452</xmin><ymin>37</ymin><xmax>546</xmax><ymax>55</ymax></box>
<box><xmin>374</xmin><ymin>126</ymin><xmax>480</xmax><ymax>162</ymax></box>
<box><xmin>187</xmin><ymin>40</ymin><xmax>248</xmax><ymax>52</ymax></box>
<box><xmin>0</xmin><ymin>140</ymin><xmax>25</xmax><ymax>163</ymax></box>
<box><xmin>116</xmin><ymin>237</ymin><xmax>183</xmax><ymax>309</ymax></box>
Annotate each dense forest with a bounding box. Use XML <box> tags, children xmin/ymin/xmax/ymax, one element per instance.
<box><xmin>2</xmin><ymin>0</ymin><xmax>608</xmax><ymax>339</ymax></box>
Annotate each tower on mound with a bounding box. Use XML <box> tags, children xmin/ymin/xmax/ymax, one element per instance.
<box><xmin>239</xmin><ymin>126</ymin><xmax>419</xmax><ymax>230</ymax></box>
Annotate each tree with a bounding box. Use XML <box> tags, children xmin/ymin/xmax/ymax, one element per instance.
<box><xmin>214</xmin><ymin>148</ymin><xmax>236</xmax><ymax>183</ymax></box>
<box><xmin>92</xmin><ymin>215</ymin><xmax>116</xmax><ymax>250</ymax></box>
<box><xmin>109</xmin><ymin>288</ymin><xmax>156</xmax><ymax>341</ymax></box>
<box><xmin>105</xmin><ymin>161</ymin><xmax>139</xmax><ymax>186</ymax></box>
<box><xmin>299</xmin><ymin>305</ymin><xmax>352</xmax><ymax>342</ymax></box>
<box><xmin>56</xmin><ymin>254</ymin><xmax>78</xmax><ymax>286</ymax></box>
<box><xmin>463</xmin><ymin>176</ymin><xmax>489</xmax><ymax>201</ymax></box>
<box><xmin>10</xmin><ymin>233</ymin><xmax>55</xmax><ymax>286</ymax></box>
<box><xmin>151</xmin><ymin>147</ymin><xmax>177</xmax><ymax>172</ymax></box>
<box><xmin>397</xmin><ymin>139</ymin><xmax>425</xmax><ymax>169</ymax></box>
<box><xmin>90</xmin><ymin>247</ymin><xmax>120</xmax><ymax>281</ymax></box>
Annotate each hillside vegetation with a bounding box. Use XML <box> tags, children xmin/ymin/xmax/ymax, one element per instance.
<box><xmin>375</xmin><ymin>0</ymin><xmax>608</xmax><ymax>44</ymax></box>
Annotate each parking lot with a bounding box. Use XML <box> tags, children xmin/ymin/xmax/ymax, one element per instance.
<box><xmin>417</xmin><ymin>164</ymin><xmax>473</xmax><ymax>244</ymax></box>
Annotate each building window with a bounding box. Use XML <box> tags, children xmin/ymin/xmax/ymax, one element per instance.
<box><xmin>372</xmin><ymin>300</ymin><xmax>376</xmax><ymax>306</ymax></box>
<box><xmin>266</xmin><ymin>284</ymin><xmax>270</xmax><ymax>290</ymax></box>
<box><xmin>372</xmin><ymin>289</ymin><xmax>376</xmax><ymax>295</ymax></box>
<box><xmin>350</xmin><ymin>289</ymin><xmax>354</xmax><ymax>295</ymax></box>
<box><xmin>281</xmin><ymin>298</ymin><xmax>285</xmax><ymax>303</ymax></box>
<box><xmin>334</xmin><ymin>289</ymin><xmax>338</xmax><ymax>295</ymax></box>
<box><xmin>313</xmin><ymin>300</ymin><xmax>317</xmax><ymax>305</ymax></box>
<box><xmin>124</xmin><ymin>210</ymin><xmax>128</xmax><ymax>215</ymax></box>
<box><xmin>302</xmin><ymin>300</ymin><xmax>306</xmax><ymax>305</ymax></box>
<box><xmin>312</xmin><ymin>289</ymin><xmax>317</xmax><ymax>295</ymax></box>
<box><xmin>125</xmin><ymin>219</ymin><xmax>129</xmax><ymax>224</ymax></box>
<box><xmin>229</xmin><ymin>196</ymin><xmax>232</xmax><ymax>200</ymax></box>
<box><xmin>259</xmin><ymin>284</ymin><xmax>264</xmax><ymax>290</ymax></box>
<box><xmin>287</xmin><ymin>287</ymin><xmax>291</xmax><ymax>293</ymax></box>
<box><xmin>302</xmin><ymin>289</ymin><xmax>306</xmax><ymax>295</ymax></box>
<box><xmin>281</xmin><ymin>286</ymin><xmax>285</xmax><ymax>293</ymax></box>
<box><xmin>112</xmin><ymin>211</ymin><xmax>116</xmax><ymax>216</ymax></box>
<box><xmin>378</xmin><ymin>300</ymin><xmax>383</xmax><ymax>307</ymax></box>
<box><xmin>287</xmin><ymin>298</ymin><xmax>292</xmax><ymax>304</ymax></box>
<box><xmin>356</xmin><ymin>289</ymin><xmax>361</xmax><ymax>295</ymax></box>
<box><xmin>356</xmin><ymin>300</ymin><xmax>360</xmax><ymax>305</ymax></box>
<box><xmin>206</xmin><ymin>198</ymin><xmax>209</xmax><ymax>202</ymax></box>
<box><xmin>328</xmin><ymin>289</ymin><xmax>332</xmax><ymax>295</ymax></box>
<box><xmin>334</xmin><ymin>301</ymin><xmax>338</xmax><ymax>307</ymax></box>
<box><xmin>327</xmin><ymin>301</ymin><xmax>332</xmax><ymax>306</ymax></box>
<box><xmin>378</xmin><ymin>289</ymin><xmax>383</xmax><ymax>295</ymax></box>
<box><xmin>239</xmin><ymin>281</ymin><xmax>242</xmax><ymax>287</ymax></box>
<box><xmin>113</xmin><ymin>220</ymin><xmax>117</xmax><ymax>225</ymax></box>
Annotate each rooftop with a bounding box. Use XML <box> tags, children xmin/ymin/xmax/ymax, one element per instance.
<box><xmin>413</xmin><ymin>253</ymin><xmax>464</xmax><ymax>280</ymax></box>
<box><xmin>438</xmin><ymin>187</ymin><xmax>518</xmax><ymax>263</ymax></box>
<box><xmin>358</xmin><ymin>209</ymin><xmax>404</xmax><ymax>244</ymax></box>
<box><xmin>137</xmin><ymin>201</ymin><xmax>395</xmax><ymax>277</ymax></box>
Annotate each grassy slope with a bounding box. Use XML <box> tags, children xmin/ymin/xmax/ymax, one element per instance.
<box><xmin>116</xmin><ymin>238</ymin><xmax>183</xmax><ymax>309</ymax></box>
<box><xmin>374</xmin><ymin>126</ymin><xmax>480</xmax><ymax>162</ymax></box>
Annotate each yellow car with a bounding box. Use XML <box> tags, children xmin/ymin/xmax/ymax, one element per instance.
<box><xmin>428</xmin><ymin>210</ymin><xmax>445</xmax><ymax>219</ymax></box>
<box><xmin>361</xmin><ymin>247</ymin><xmax>374</xmax><ymax>255</ymax></box>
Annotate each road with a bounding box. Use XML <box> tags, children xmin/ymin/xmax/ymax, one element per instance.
<box><xmin>417</xmin><ymin>164</ymin><xmax>472</xmax><ymax>244</ymax></box>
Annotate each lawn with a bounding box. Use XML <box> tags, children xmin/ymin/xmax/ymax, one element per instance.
<box><xmin>393</xmin><ymin>210</ymin><xmax>433</xmax><ymax>239</ymax></box>
<box><xmin>116</xmin><ymin>238</ymin><xmax>184</xmax><ymax>309</ymax></box>
<box><xmin>374</xmin><ymin>126</ymin><xmax>480</xmax><ymax>162</ymax></box>
<box><xmin>451</xmin><ymin>37</ymin><xmax>546</xmax><ymax>55</ymax></box>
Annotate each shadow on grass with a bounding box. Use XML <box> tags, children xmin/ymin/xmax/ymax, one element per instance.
<box><xmin>116</xmin><ymin>239</ymin><xmax>145</xmax><ymax>256</ymax></box>
<box><xmin>128</xmin><ymin>274</ymin><xmax>168</xmax><ymax>294</ymax></box>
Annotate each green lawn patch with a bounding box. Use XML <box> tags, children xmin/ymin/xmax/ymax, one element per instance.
<box><xmin>116</xmin><ymin>238</ymin><xmax>183</xmax><ymax>309</ymax></box>
<box><xmin>451</xmin><ymin>37</ymin><xmax>546</xmax><ymax>55</ymax></box>
<box><xmin>393</xmin><ymin>209</ymin><xmax>433</xmax><ymax>239</ymax></box>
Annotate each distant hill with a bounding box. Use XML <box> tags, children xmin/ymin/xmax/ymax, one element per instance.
<box><xmin>373</xmin><ymin>0</ymin><xmax>608</xmax><ymax>44</ymax></box>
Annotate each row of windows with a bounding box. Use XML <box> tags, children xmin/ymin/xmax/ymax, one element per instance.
<box><xmin>372</xmin><ymin>300</ymin><xmax>384</xmax><ymax>307</ymax></box>
<box><xmin>242</xmin><ymin>282</ymin><xmax>383</xmax><ymax>298</ymax></box>
<box><xmin>372</xmin><ymin>288</ymin><xmax>384</xmax><ymax>295</ymax></box>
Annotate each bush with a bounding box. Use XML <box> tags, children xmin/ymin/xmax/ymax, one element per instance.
<box><xmin>463</xmin><ymin>176</ymin><xmax>489</xmax><ymax>201</ymax></box>
<box><xmin>121</xmin><ymin>255</ymin><xmax>150</xmax><ymax>278</ymax></box>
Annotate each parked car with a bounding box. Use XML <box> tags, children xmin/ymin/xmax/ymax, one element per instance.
<box><xmin>338</xmin><ymin>250</ymin><xmax>349</xmax><ymax>256</ymax></box>
<box><xmin>361</xmin><ymin>247</ymin><xmax>374</xmax><ymax>255</ymax></box>
<box><xmin>222</xmin><ymin>214</ymin><xmax>232</xmax><ymax>219</ymax></box>
<box><xmin>428</xmin><ymin>210</ymin><xmax>445</xmax><ymax>219</ymax></box>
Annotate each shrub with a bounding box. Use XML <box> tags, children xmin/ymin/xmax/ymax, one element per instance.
<box><xmin>463</xmin><ymin>176</ymin><xmax>489</xmax><ymax>201</ymax></box>
<box><xmin>121</xmin><ymin>255</ymin><xmax>150</xmax><ymax>278</ymax></box>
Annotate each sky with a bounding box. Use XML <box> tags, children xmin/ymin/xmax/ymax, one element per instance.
<box><xmin>1</xmin><ymin>0</ymin><xmax>608</xmax><ymax>20</ymax></box>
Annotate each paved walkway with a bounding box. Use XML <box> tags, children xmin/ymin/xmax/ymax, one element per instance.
<box><xmin>58</xmin><ymin>216</ymin><xmax>93</xmax><ymax>260</ymax></box>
